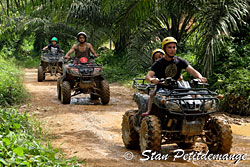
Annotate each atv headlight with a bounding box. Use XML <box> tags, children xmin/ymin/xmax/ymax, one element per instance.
<box><xmin>204</xmin><ymin>100</ymin><xmax>216</xmax><ymax>112</ymax></box>
<box><xmin>165</xmin><ymin>101</ymin><xmax>181</xmax><ymax>112</ymax></box>
<box><xmin>69</xmin><ymin>68</ymin><xmax>80</xmax><ymax>75</ymax></box>
<box><xmin>93</xmin><ymin>67</ymin><xmax>101</xmax><ymax>76</ymax></box>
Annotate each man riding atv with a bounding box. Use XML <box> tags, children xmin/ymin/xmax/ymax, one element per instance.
<box><xmin>122</xmin><ymin>37</ymin><xmax>232</xmax><ymax>153</ymax></box>
<box><xmin>64</xmin><ymin>32</ymin><xmax>98</xmax><ymax>60</ymax></box>
<box><xmin>57</xmin><ymin>32</ymin><xmax>110</xmax><ymax>105</ymax></box>
<box><xmin>142</xmin><ymin>37</ymin><xmax>207</xmax><ymax>116</ymax></box>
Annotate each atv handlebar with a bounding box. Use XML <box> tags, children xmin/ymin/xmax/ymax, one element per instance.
<box><xmin>158</xmin><ymin>77</ymin><xmax>209</xmax><ymax>86</ymax></box>
<box><xmin>132</xmin><ymin>77</ymin><xmax>209</xmax><ymax>93</ymax></box>
<box><xmin>190</xmin><ymin>79</ymin><xmax>209</xmax><ymax>86</ymax></box>
<box><xmin>41</xmin><ymin>50</ymin><xmax>64</xmax><ymax>55</ymax></box>
<box><xmin>132</xmin><ymin>78</ymin><xmax>155</xmax><ymax>94</ymax></box>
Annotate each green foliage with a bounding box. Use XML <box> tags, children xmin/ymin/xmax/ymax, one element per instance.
<box><xmin>13</xmin><ymin>38</ymin><xmax>40</xmax><ymax>68</ymax></box>
<box><xmin>195</xmin><ymin>0</ymin><xmax>248</xmax><ymax>76</ymax></box>
<box><xmin>16</xmin><ymin>55</ymin><xmax>41</xmax><ymax>68</ymax></box>
<box><xmin>104</xmin><ymin>0</ymin><xmax>249</xmax><ymax>76</ymax></box>
<box><xmin>1</xmin><ymin>0</ymin><xmax>249</xmax><ymax>75</ymax></box>
<box><xmin>0</xmin><ymin>56</ymin><xmax>28</xmax><ymax>106</ymax></box>
<box><xmin>210</xmin><ymin>38</ymin><xmax>250</xmax><ymax>90</ymax></box>
<box><xmin>216</xmin><ymin>69</ymin><xmax>250</xmax><ymax>97</ymax></box>
<box><xmin>216</xmin><ymin>69</ymin><xmax>250</xmax><ymax>115</ymax></box>
<box><xmin>97</xmin><ymin>50</ymin><xmax>131</xmax><ymax>83</ymax></box>
<box><xmin>177</xmin><ymin>51</ymin><xmax>198</xmax><ymax>81</ymax></box>
<box><xmin>0</xmin><ymin>108</ymin><xmax>85</xmax><ymax>166</ymax></box>
<box><xmin>208</xmin><ymin>37</ymin><xmax>250</xmax><ymax>115</ymax></box>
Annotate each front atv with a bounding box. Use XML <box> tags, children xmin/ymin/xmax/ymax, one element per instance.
<box><xmin>122</xmin><ymin>78</ymin><xmax>232</xmax><ymax>153</ymax></box>
<box><xmin>57</xmin><ymin>57</ymin><xmax>110</xmax><ymax>105</ymax></box>
<box><xmin>38</xmin><ymin>51</ymin><xmax>64</xmax><ymax>82</ymax></box>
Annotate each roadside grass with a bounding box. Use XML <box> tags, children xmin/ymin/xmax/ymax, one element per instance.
<box><xmin>0</xmin><ymin>108</ymin><xmax>85</xmax><ymax>166</ymax></box>
<box><xmin>0</xmin><ymin>55</ymin><xmax>85</xmax><ymax>166</ymax></box>
<box><xmin>0</xmin><ymin>56</ymin><xmax>29</xmax><ymax>106</ymax></box>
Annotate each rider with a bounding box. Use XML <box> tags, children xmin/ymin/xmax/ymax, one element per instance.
<box><xmin>142</xmin><ymin>37</ymin><xmax>207</xmax><ymax>116</ymax></box>
<box><xmin>152</xmin><ymin>48</ymin><xmax>165</xmax><ymax>63</ymax></box>
<box><xmin>64</xmin><ymin>32</ymin><xmax>98</xmax><ymax>60</ymax></box>
<box><xmin>42</xmin><ymin>37</ymin><xmax>63</xmax><ymax>54</ymax></box>
<box><xmin>140</xmin><ymin>49</ymin><xmax>164</xmax><ymax>117</ymax></box>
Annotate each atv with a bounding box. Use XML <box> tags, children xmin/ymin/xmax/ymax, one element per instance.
<box><xmin>122</xmin><ymin>78</ymin><xmax>232</xmax><ymax>153</ymax></box>
<box><xmin>57</xmin><ymin>56</ymin><xmax>110</xmax><ymax>105</ymax></box>
<box><xmin>38</xmin><ymin>50</ymin><xmax>64</xmax><ymax>82</ymax></box>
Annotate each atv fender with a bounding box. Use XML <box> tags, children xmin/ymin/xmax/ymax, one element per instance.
<box><xmin>133</xmin><ymin>93</ymin><xmax>150</xmax><ymax>128</ymax></box>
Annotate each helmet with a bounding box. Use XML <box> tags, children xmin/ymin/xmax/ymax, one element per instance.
<box><xmin>51</xmin><ymin>37</ymin><xmax>58</xmax><ymax>42</ymax></box>
<box><xmin>161</xmin><ymin>37</ymin><xmax>177</xmax><ymax>50</ymax></box>
<box><xmin>152</xmin><ymin>49</ymin><xmax>165</xmax><ymax>56</ymax></box>
<box><xmin>77</xmin><ymin>32</ymin><xmax>87</xmax><ymax>41</ymax></box>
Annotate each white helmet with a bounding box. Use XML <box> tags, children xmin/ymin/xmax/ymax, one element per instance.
<box><xmin>77</xmin><ymin>32</ymin><xmax>87</xmax><ymax>41</ymax></box>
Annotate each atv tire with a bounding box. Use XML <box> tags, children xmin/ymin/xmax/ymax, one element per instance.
<box><xmin>140</xmin><ymin>115</ymin><xmax>161</xmax><ymax>152</ymax></box>
<box><xmin>38</xmin><ymin>66</ymin><xmax>44</xmax><ymax>82</ymax></box>
<box><xmin>122</xmin><ymin>110</ymin><xmax>139</xmax><ymax>149</ymax></box>
<box><xmin>100</xmin><ymin>80</ymin><xmax>110</xmax><ymax>105</ymax></box>
<box><xmin>61</xmin><ymin>81</ymin><xmax>71</xmax><ymax>104</ymax></box>
<box><xmin>205</xmin><ymin>117</ymin><xmax>232</xmax><ymax>153</ymax></box>
<box><xmin>57</xmin><ymin>77</ymin><xmax>61</xmax><ymax>100</ymax></box>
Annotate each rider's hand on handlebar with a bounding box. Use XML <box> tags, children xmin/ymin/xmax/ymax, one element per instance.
<box><xmin>90</xmin><ymin>55</ymin><xmax>96</xmax><ymax>59</ymax></box>
<box><xmin>150</xmin><ymin>78</ymin><xmax>159</xmax><ymax>84</ymax></box>
<box><xmin>64</xmin><ymin>55</ymin><xmax>70</xmax><ymax>59</ymax></box>
<box><xmin>199</xmin><ymin>77</ymin><xmax>207</xmax><ymax>83</ymax></box>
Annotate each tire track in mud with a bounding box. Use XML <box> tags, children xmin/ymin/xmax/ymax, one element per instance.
<box><xmin>21</xmin><ymin>68</ymin><xmax>250</xmax><ymax>167</ymax></box>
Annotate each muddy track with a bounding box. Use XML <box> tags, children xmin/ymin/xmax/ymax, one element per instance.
<box><xmin>21</xmin><ymin>68</ymin><xmax>250</xmax><ymax>167</ymax></box>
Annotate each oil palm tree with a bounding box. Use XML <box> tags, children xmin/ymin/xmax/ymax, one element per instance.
<box><xmin>104</xmin><ymin>0</ymin><xmax>249</xmax><ymax>75</ymax></box>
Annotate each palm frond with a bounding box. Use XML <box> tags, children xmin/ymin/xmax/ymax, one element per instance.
<box><xmin>196</xmin><ymin>0</ymin><xmax>248</xmax><ymax>76</ymax></box>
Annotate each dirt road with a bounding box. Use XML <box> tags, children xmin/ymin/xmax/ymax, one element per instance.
<box><xmin>21</xmin><ymin>68</ymin><xmax>250</xmax><ymax>167</ymax></box>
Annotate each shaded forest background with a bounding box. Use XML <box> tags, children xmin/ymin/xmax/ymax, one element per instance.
<box><xmin>0</xmin><ymin>0</ymin><xmax>250</xmax><ymax>114</ymax></box>
<box><xmin>0</xmin><ymin>1</ymin><xmax>249</xmax><ymax>165</ymax></box>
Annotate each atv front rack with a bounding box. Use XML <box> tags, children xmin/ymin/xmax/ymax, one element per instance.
<box><xmin>155</xmin><ymin>88</ymin><xmax>219</xmax><ymax>116</ymax></box>
<box><xmin>132</xmin><ymin>78</ymin><xmax>155</xmax><ymax>94</ymax></box>
<box><xmin>68</xmin><ymin>63</ymin><xmax>102</xmax><ymax>68</ymax></box>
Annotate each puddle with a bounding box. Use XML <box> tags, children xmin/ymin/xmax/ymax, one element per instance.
<box><xmin>70</xmin><ymin>97</ymin><xmax>101</xmax><ymax>105</ymax></box>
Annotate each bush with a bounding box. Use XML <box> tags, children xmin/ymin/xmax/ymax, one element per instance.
<box><xmin>0</xmin><ymin>56</ymin><xmax>28</xmax><ymax>106</ymax></box>
<box><xmin>216</xmin><ymin>69</ymin><xmax>250</xmax><ymax>115</ymax></box>
<box><xmin>0</xmin><ymin>108</ymin><xmax>85</xmax><ymax>166</ymax></box>
<box><xmin>208</xmin><ymin>37</ymin><xmax>250</xmax><ymax>115</ymax></box>
<box><xmin>97</xmin><ymin>50</ymin><xmax>137</xmax><ymax>84</ymax></box>
<box><xmin>16</xmin><ymin>55</ymin><xmax>41</xmax><ymax>68</ymax></box>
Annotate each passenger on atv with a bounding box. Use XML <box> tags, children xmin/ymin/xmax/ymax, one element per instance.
<box><xmin>140</xmin><ymin>49</ymin><xmax>164</xmax><ymax>116</ymax></box>
<box><xmin>142</xmin><ymin>37</ymin><xmax>207</xmax><ymax>116</ymax></box>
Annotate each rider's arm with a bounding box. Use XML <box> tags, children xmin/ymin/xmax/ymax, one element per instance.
<box><xmin>65</xmin><ymin>45</ymin><xmax>76</xmax><ymax>59</ymax></box>
<box><xmin>146</xmin><ymin>71</ymin><xmax>159</xmax><ymax>84</ymax></box>
<box><xmin>57</xmin><ymin>45</ymin><xmax>64</xmax><ymax>53</ymax></box>
<box><xmin>88</xmin><ymin>43</ymin><xmax>99</xmax><ymax>57</ymax></box>
<box><xmin>186</xmin><ymin>65</ymin><xmax>207</xmax><ymax>83</ymax></box>
<box><xmin>42</xmin><ymin>46</ymin><xmax>48</xmax><ymax>50</ymax></box>
<box><xmin>57</xmin><ymin>45</ymin><xmax>62</xmax><ymax>53</ymax></box>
